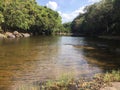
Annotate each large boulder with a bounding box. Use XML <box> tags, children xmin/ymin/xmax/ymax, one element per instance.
<box><xmin>5</xmin><ymin>32</ymin><xmax>15</xmax><ymax>38</ymax></box>
<box><xmin>15</xmin><ymin>33</ymin><xmax>23</xmax><ymax>38</ymax></box>
<box><xmin>13</xmin><ymin>31</ymin><xmax>23</xmax><ymax>38</ymax></box>
<box><xmin>13</xmin><ymin>31</ymin><xmax>19</xmax><ymax>35</ymax></box>
<box><xmin>22</xmin><ymin>33</ymin><xmax>30</xmax><ymax>37</ymax></box>
<box><xmin>0</xmin><ymin>33</ymin><xmax>6</xmax><ymax>39</ymax></box>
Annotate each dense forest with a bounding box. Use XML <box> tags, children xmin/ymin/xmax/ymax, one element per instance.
<box><xmin>0</xmin><ymin>0</ymin><xmax>120</xmax><ymax>36</ymax></box>
<box><xmin>0</xmin><ymin>0</ymin><xmax>62</xmax><ymax>35</ymax></box>
<box><xmin>71</xmin><ymin>0</ymin><xmax>120</xmax><ymax>36</ymax></box>
<box><xmin>54</xmin><ymin>22</ymin><xmax>71</xmax><ymax>35</ymax></box>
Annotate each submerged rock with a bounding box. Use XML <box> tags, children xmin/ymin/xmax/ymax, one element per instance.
<box><xmin>73</xmin><ymin>45</ymin><xmax>95</xmax><ymax>50</ymax></box>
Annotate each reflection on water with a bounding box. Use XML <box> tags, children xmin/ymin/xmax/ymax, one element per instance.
<box><xmin>82</xmin><ymin>38</ymin><xmax>120</xmax><ymax>69</ymax></box>
<box><xmin>0</xmin><ymin>36</ymin><xmax>120</xmax><ymax>90</ymax></box>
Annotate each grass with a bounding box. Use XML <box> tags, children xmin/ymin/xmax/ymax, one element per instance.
<box><xmin>17</xmin><ymin>70</ymin><xmax>120</xmax><ymax>90</ymax></box>
<box><xmin>103</xmin><ymin>70</ymin><xmax>120</xmax><ymax>82</ymax></box>
<box><xmin>43</xmin><ymin>73</ymin><xmax>75</xmax><ymax>90</ymax></box>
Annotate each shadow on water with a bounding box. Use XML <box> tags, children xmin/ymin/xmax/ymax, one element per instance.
<box><xmin>74</xmin><ymin>37</ymin><xmax>120</xmax><ymax>71</ymax></box>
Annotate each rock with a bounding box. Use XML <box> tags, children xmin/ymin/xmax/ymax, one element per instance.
<box><xmin>15</xmin><ymin>33</ymin><xmax>23</xmax><ymax>38</ymax></box>
<box><xmin>5</xmin><ymin>32</ymin><xmax>15</xmax><ymax>38</ymax></box>
<box><xmin>0</xmin><ymin>31</ymin><xmax>31</xmax><ymax>39</ymax></box>
<box><xmin>0</xmin><ymin>33</ymin><xmax>6</xmax><ymax>39</ymax></box>
<box><xmin>22</xmin><ymin>33</ymin><xmax>30</xmax><ymax>37</ymax></box>
<box><xmin>13</xmin><ymin>31</ymin><xmax>19</xmax><ymax>35</ymax></box>
<box><xmin>13</xmin><ymin>31</ymin><xmax>23</xmax><ymax>38</ymax></box>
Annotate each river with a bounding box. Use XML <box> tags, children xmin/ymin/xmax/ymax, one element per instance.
<box><xmin>0</xmin><ymin>36</ymin><xmax>120</xmax><ymax>90</ymax></box>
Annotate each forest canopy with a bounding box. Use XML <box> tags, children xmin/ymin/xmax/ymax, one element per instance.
<box><xmin>0</xmin><ymin>0</ymin><xmax>120</xmax><ymax>36</ymax></box>
<box><xmin>0</xmin><ymin>0</ymin><xmax>62</xmax><ymax>35</ymax></box>
<box><xmin>71</xmin><ymin>0</ymin><xmax>120</xmax><ymax>36</ymax></box>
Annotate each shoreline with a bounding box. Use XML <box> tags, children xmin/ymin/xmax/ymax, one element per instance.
<box><xmin>98</xmin><ymin>36</ymin><xmax>120</xmax><ymax>40</ymax></box>
<box><xmin>0</xmin><ymin>31</ymin><xmax>31</xmax><ymax>39</ymax></box>
<box><xmin>17</xmin><ymin>70</ymin><xmax>120</xmax><ymax>90</ymax></box>
<box><xmin>40</xmin><ymin>70</ymin><xmax>120</xmax><ymax>90</ymax></box>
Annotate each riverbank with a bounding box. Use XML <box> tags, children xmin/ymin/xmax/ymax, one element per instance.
<box><xmin>18</xmin><ymin>70</ymin><xmax>120</xmax><ymax>90</ymax></box>
<box><xmin>42</xmin><ymin>70</ymin><xmax>120</xmax><ymax>90</ymax></box>
<box><xmin>98</xmin><ymin>36</ymin><xmax>120</xmax><ymax>40</ymax></box>
<box><xmin>0</xmin><ymin>31</ymin><xmax>30</xmax><ymax>39</ymax></box>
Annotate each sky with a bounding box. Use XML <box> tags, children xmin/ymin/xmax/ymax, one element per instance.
<box><xmin>36</xmin><ymin>0</ymin><xmax>101</xmax><ymax>23</ymax></box>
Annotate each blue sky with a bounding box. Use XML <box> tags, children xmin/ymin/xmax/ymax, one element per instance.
<box><xmin>36</xmin><ymin>0</ymin><xmax>101</xmax><ymax>23</ymax></box>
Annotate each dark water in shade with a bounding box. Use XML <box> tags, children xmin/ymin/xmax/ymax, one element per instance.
<box><xmin>0</xmin><ymin>36</ymin><xmax>120</xmax><ymax>90</ymax></box>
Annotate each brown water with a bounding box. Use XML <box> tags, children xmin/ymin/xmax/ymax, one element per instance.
<box><xmin>0</xmin><ymin>36</ymin><xmax>120</xmax><ymax>90</ymax></box>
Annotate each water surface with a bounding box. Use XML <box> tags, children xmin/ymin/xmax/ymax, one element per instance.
<box><xmin>0</xmin><ymin>36</ymin><xmax>120</xmax><ymax>90</ymax></box>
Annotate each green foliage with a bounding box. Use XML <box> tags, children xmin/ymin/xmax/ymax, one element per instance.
<box><xmin>0</xmin><ymin>0</ymin><xmax>62</xmax><ymax>35</ymax></box>
<box><xmin>43</xmin><ymin>74</ymin><xmax>74</xmax><ymax>90</ymax></box>
<box><xmin>104</xmin><ymin>70</ymin><xmax>120</xmax><ymax>82</ymax></box>
<box><xmin>0</xmin><ymin>12</ymin><xmax>4</xmax><ymax>24</ymax></box>
<box><xmin>53</xmin><ymin>22</ymin><xmax>71</xmax><ymax>35</ymax></box>
<box><xmin>62</xmin><ymin>22</ymin><xmax>71</xmax><ymax>33</ymax></box>
<box><xmin>71</xmin><ymin>0</ymin><xmax>120</xmax><ymax>36</ymax></box>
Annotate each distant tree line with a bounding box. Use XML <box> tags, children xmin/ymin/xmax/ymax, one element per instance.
<box><xmin>53</xmin><ymin>22</ymin><xmax>71</xmax><ymax>35</ymax></box>
<box><xmin>71</xmin><ymin>0</ymin><xmax>120</xmax><ymax>36</ymax></box>
<box><xmin>0</xmin><ymin>0</ymin><xmax>62</xmax><ymax>35</ymax></box>
<box><xmin>63</xmin><ymin>22</ymin><xmax>71</xmax><ymax>33</ymax></box>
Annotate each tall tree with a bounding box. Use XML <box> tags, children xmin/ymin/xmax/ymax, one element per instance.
<box><xmin>71</xmin><ymin>0</ymin><xmax>120</xmax><ymax>36</ymax></box>
<box><xmin>0</xmin><ymin>0</ymin><xmax>62</xmax><ymax>35</ymax></box>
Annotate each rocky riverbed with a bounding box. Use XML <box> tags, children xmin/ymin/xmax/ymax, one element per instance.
<box><xmin>100</xmin><ymin>82</ymin><xmax>120</xmax><ymax>90</ymax></box>
<box><xmin>0</xmin><ymin>31</ymin><xmax>30</xmax><ymax>39</ymax></box>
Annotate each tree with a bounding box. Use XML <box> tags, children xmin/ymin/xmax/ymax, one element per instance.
<box><xmin>0</xmin><ymin>0</ymin><xmax>62</xmax><ymax>35</ymax></box>
<box><xmin>71</xmin><ymin>0</ymin><xmax>120</xmax><ymax>36</ymax></box>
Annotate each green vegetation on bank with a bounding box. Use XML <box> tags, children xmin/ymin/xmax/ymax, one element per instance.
<box><xmin>1</xmin><ymin>0</ymin><xmax>119</xmax><ymax>37</ymax></box>
<box><xmin>42</xmin><ymin>70</ymin><xmax>120</xmax><ymax>90</ymax></box>
<box><xmin>71</xmin><ymin>0</ymin><xmax>120</xmax><ymax>36</ymax></box>
<box><xmin>53</xmin><ymin>22</ymin><xmax>72</xmax><ymax>35</ymax></box>
<box><xmin>0</xmin><ymin>0</ymin><xmax>62</xmax><ymax>35</ymax></box>
<box><xmin>103</xmin><ymin>70</ymin><xmax>120</xmax><ymax>82</ymax></box>
<box><xmin>18</xmin><ymin>70</ymin><xmax>120</xmax><ymax>90</ymax></box>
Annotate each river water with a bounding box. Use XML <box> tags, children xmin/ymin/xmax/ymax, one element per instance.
<box><xmin>0</xmin><ymin>36</ymin><xmax>120</xmax><ymax>90</ymax></box>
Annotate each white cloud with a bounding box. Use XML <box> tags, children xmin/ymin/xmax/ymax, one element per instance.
<box><xmin>45</xmin><ymin>0</ymin><xmax>101</xmax><ymax>23</ymax></box>
<box><xmin>46</xmin><ymin>1</ymin><xmax>58</xmax><ymax>10</ymax></box>
<box><xmin>58</xmin><ymin>6</ymin><xmax>85</xmax><ymax>23</ymax></box>
<box><xmin>88</xmin><ymin>0</ymin><xmax>101</xmax><ymax>3</ymax></box>
<box><xmin>58</xmin><ymin>0</ymin><xmax>101</xmax><ymax>23</ymax></box>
